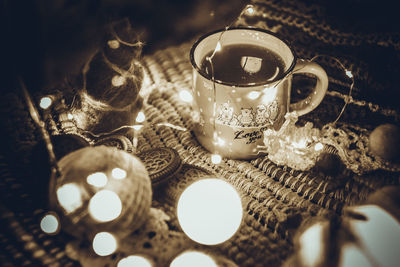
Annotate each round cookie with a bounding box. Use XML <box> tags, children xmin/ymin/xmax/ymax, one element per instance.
<box><xmin>137</xmin><ymin>147</ymin><xmax>182</xmax><ymax>187</ymax></box>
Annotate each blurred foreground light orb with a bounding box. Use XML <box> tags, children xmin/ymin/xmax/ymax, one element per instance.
<box><xmin>177</xmin><ymin>178</ymin><xmax>242</xmax><ymax>245</ymax></box>
<box><xmin>86</xmin><ymin>172</ymin><xmax>108</xmax><ymax>188</ymax></box>
<box><xmin>112</xmin><ymin>168</ymin><xmax>127</xmax><ymax>180</ymax></box>
<box><xmin>92</xmin><ymin>232</ymin><xmax>117</xmax><ymax>256</ymax></box>
<box><xmin>88</xmin><ymin>190</ymin><xmax>122</xmax><ymax>222</ymax></box>
<box><xmin>40</xmin><ymin>213</ymin><xmax>60</xmax><ymax>234</ymax></box>
<box><xmin>117</xmin><ymin>255</ymin><xmax>153</xmax><ymax>267</ymax></box>
<box><xmin>170</xmin><ymin>251</ymin><xmax>217</xmax><ymax>267</ymax></box>
<box><xmin>298</xmin><ymin>222</ymin><xmax>326</xmax><ymax>267</ymax></box>
<box><xmin>56</xmin><ymin>183</ymin><xmax>82</xmax><ymax>213</ymax></box>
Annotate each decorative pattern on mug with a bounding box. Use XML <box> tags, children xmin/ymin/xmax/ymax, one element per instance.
<box><xmin>215</xmin><ymin>101</ymin><xmax>280</xmax><ymax>127</ymax></box>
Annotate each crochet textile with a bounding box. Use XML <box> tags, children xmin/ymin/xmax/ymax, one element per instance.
<box><xmin>1</xmin><ymin>0</ymin><xmax>400</xmax><ymax>266</ymax></box>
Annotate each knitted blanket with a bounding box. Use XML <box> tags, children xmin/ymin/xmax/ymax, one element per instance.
<box><xmin>1</xmin><ymin>0</ymin><xmax>400</xmax><ymax>266</ymax></box>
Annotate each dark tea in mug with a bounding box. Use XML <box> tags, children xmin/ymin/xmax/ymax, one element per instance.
<box><xmin>200</xmin><ymin>44</ymin><xmax>286</xmax><ymax>85</ymax></box>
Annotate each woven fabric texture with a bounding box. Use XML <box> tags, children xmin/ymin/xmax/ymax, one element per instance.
<box><xmin>1</xmin><ymin>0</ymin><xmax>400</xmax><ymax>266</ymax></box>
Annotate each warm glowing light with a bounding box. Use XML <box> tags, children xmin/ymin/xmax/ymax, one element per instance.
<box><xmin>40</xmin><ymin>213</ymin><xmax>60</xmax><ymax>234</ymax></box>
<box><xmin>87</xmin><ymin>172</ymin><xmax>108</xmax><ymax>188</ymax></box>
<box><xmin>56</xmin><ymin>183</ymin><xmax>82</xmax><ymax>213</ymax></box>
<box><xmin>177</xmin><ymin>178</ymin><xmax>243</xmax><ymax>245</ymax></box>
<box><xmin>179</xmin><ymin>90</ymin><xmax>193</xmax><ymax>103</ymax></box>
<box><xmin>345</xmin><ymin>70</ymin><xmax>353</xmax><ymax>78</ymax></box>
<box><xmin>108</xmin><ymin>40</ymin><xmax>120</xmax><ymax>49</ymax></box>
<box><xmin>112</xmin><ymin>168</ymin><xmax>127</xmax><ymax>180</ymax></box>
<box><xmin>89</xmin><ymin>190</ymin><xmax>122</xmax><ymax>222</ymax></box>
<box><xmin>39</xmin><ymin>97</ymin><xmax>52</xmax><ymax>109</ymax></box>
<box><xmin>299</xmin><ymin>222</ymin><xmax>325</xmax><ymax>267</ymax></box>
<box><xmin>261</xmin><ymin>86</ymin><xmax>278</xmax><ymax>104</ymax></box>
<box><xmin>215</xmin><ymin>137</ymin><xmax>225</xmax><ymax>146</ymax></box>
<box><xmin>348</xmin><ymin>205</ymin><xmax>400</xmax><ymax>266</ymax></box>
<box><xmin>215</xmin><ymin>41</ymin><xmax>222</xmax><ymax>52</ymax></box>
<box><xmin>136</xmin><ymin>111</ymin><xmax>146</xmax><ymax>123</ymax></box>
<box><xmin>92</xmin><ymin>232</ymin><xmax>117</xmax><ymax>256</ymax></box>
<box><xmin>67</xmin><ymin>113</ymin><xmax>74</xmax><ymax>120</ymax></box>
<box><xmin>118</xmin><ymin>255</ymin><xmax>153</xmax><ymax>267</ymax></box>
<box><xmin>314</xmin><ymin>142</ymin><xmax>324</xmax><ymax>151</ymax></box>
<box><xmin>291</xmin><ymin>139</ymin><xmax>308</xmax><ymax>149</ymax></box>
<box><xmin>170</xmin><ymin>251</ymin><xmax>217</xmax><ymax>267</ymax></box>
<box><xmin>248</xmin><ymin>91</ymin><xmax>261</xmax><ymax>100</ymax></box>
<box><xmin>133</xmin><ymin>125</ymin><xmax>144</xmax><ymax>131</ymax></box>
<box><xmin>246</xmin><ymin>6</ymin><xmax>255</xmax><ymax>15</ymax></box>
<box><xmin>112</xmin><ymin>75</ymin><xmax>126</xmax><ymax>87</ymax></box>
<box><xmin>211</xmin><ymin>154</ymin><xmax>222</xmax><ymax>164</ymax></box>
<box><xmin>339</xmin><ymin>244</ymin><xmax>370</xmax><ymax>267</ymax></box>
<box><xmin>241</xmin><ymin>56</ymin><xmax>262</xmax><ymax>74</ymax></box>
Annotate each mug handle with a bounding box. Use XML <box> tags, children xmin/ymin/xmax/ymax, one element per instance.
<box><xmin>289</xmin><ymin>59</ymin><xmax>329</xmax><ymax>116</ymax></box>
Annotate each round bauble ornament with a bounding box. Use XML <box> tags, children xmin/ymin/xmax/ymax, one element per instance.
<box><xmin>49</xmin><ymin>146</ymin><xmax>152</xmax><ymax>240</ymax></box>
<box><xmin>369</xmin><ymin>124</ymin><xmax>400</xmax><ymax>161</ymax></box>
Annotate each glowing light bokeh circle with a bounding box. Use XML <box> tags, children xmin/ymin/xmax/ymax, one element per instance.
<box><xmin>86</xmin><ymin>172</ymin><xmax>108</xmax><ymax>187</ymax></box>
<box><xmin>179</xmin><ymin>90</ymin><xmax>193</xmax><ymax>103</ymax></box>
<box><xmin>170</xmin><ymin>251</ymin><xmax>217</xmax><ymax>267</ymax></box>
<box><xmin>112</xmin><ymin>168</ymin><xmax>127</xmax><ymax>180</ymax></box>
<box><xmin>56</xmin><ymin>183</ymin><xmax>82</xmax><ymax>213</ymax></box>
<box><xmin>92</xmin><ymin>232</ymin><xmax>117</xmax><ymax>256</ymax></box>
<box><xmin>177</xmin><ymin>178</ymin><xmax>243</xmax><ymax>245</ymax></box>
<box><xmin>40</xmin><ymin>213</ymin><xmax>60</xmax><ymax>234</ymax></box>
<box><xmin>210</xmin><ymin>154</ymin><xmax>222</xmax><ymax>164</ymax></box>
<box><xmin>117</xmin><ymin>255</ymin><xmax>153</xmax><ymax>267</ymax></box>
<box><xmin>89</xmin><ymin>190</ymin><xmax>122</xmax><ymax>222</ymax></box>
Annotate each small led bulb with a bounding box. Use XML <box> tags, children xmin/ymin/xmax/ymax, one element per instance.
<box><xmin>211</xmin><ymin>154</ymin><xmax>222</xmax><ymax>164</ymax></box>
<box><xmin>345</xmin><ymin>70</ymin><xmax>353</xmax><ymax>78</ymax></box>
<box><xmin>314</xmin><ymin>142</ymin><xmax>324</xmax><ymax>151</ymax></box>
<box><xmin>136</xmin><ymin>111</ymin><xmax>146</xmax><ymax>123</ymax></box>
<box><xmin>92</xmin><ymin>232</ymin><xmax>117</xmax><ymax>256</ymax></box>
<box><xmin>39</xmin><ymin>97</ymin><xmax>52</xmax><ymax>109</ymax></box>
<box><xmin>179</xmin><ymin>90</ymin><xmax>193</xmax><ymax>103</ymax></box>
<box><xmin>246</xmin><ymin>6</ymin><xmax>255</xmax><ymax>15</ymax></box>
<box><xmin>40</xmin><ymin>213</ymin><xmax>60</xmax><ymax>234</ymax></box>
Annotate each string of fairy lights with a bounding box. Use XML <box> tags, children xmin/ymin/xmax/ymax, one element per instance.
<box><xmin>20</xmin><ymin>4</ymin><xmax>364</xmax><ymax>266</ymax></box>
